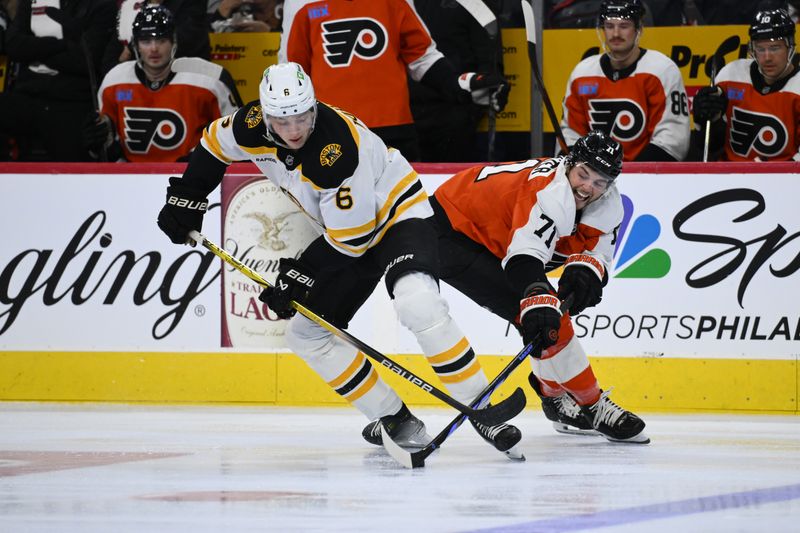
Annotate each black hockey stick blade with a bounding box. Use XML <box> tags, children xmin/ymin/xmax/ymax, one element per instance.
<box><xmin>189</xmin><ymin>230</ymin><xmax>525</xmax><ymax>427</ymax></box>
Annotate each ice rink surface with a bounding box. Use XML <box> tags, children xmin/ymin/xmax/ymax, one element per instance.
<box><xmin>1</xmin><ymin>403</ymin><xmax>799</xmax><ymax>533</ymax></box>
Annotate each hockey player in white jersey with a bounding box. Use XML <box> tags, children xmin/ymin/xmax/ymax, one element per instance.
<box><xmin>156</xmin><ymin>62</ymin><xmax>523</xmax><ymax>458</ymax></box>
<box><xmin>560</xmin><ymin>0</ymin><xmax>689</xmax><ymax>161</ymax></box>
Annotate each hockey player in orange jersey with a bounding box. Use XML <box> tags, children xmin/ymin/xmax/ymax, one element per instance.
<box><xmin>560</xmin><ymin>0</ymin><xmax>689</xmax><ymax>162</ymax></box>
<box><xmin>82</xmin><ymin>5</ymin><xmax>242</xmax><ymax>162</ymax></box>
<box><xmin>691</xmin><ymin>7</ymin><xmax>800</xmax><ymax>162</ymax></box>
<box><xmin>279</xmin><ymin>0</ymin><xmax>509</xmax><ymax>161</ymax></box>
<box><xmin>427</xmin><ymin>130</ymin><xmax>649</xmax><ymax>444</ymax></box>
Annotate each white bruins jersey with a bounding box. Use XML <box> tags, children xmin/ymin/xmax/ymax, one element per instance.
<box><xmin>715</xmin><ymin>58</ymin><xmax>800</xmax><ymax>161</ymax></box>
<box><xmin>561</xmin><ymin>49</ymin><xmax>690</xmax><ymax>161</ymax></box>
<box><xmin>201</xmin><ymin>101</ymin><xmax>432</xmax><ymax>257</ymax></box>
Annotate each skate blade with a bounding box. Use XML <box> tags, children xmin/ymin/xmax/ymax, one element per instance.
<box><xmin>503</xmin><ymin>444</ymin><xmax>526</xmax><ymax>462</ymax></box>
<box><xmin>605</xmin><ymin>431</ymin><xmax>651</xmax><ymax>445</ymax></box>
<box><xmin>553</xmin><ymin>422</ymin><xmax>599</xmax><ymax>436</ymax></box>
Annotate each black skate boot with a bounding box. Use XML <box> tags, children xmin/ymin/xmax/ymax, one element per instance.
<box><xmin>580</xmin><ymin>389</ymin><xmax>650</xmax><ymax>444</ymax></box>
<box><xmin>362</xmin><ymin>404</ymin><xmax>431</xmax><ymax>449</ymax></box>
<box><xmin>529</xmin><ymin>373</ymin><xmax>596</xmax><ymax>436</ymax></box>
<box><xmin>469</xmin><ymin>416</ymin><xmax>525</xmax><ymax>461</ymax></box>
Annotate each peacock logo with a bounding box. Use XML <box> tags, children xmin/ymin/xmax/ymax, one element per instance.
<box><xmin>613</xmin><ymin>195</ymin><xmax>671</xmax><ymax>278</ymax></box>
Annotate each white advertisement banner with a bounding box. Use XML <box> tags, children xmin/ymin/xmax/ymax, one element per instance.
<box><xmin>1</xmin><ymin>168</ymin><xmax>798</xmax><ymax>359</ymax></box>
<box><xmin>1</xmin><ymin>173</ymin><xmax>222</xmax><ymax>351</ymax></box>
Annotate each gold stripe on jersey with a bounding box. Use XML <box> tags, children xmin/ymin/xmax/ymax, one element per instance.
<box><xmin>331</xmin><ymin>170</ymin><xmax>428</xmax><ymax>254</ymax></box>
<box><xmin>327</xmin><ymin>218</ymin><xmax>376</xmax><ymax>242</ymax></box>
<box><xmin>330</xmin><ymin>106</ymin><xmax>361</xmax><ymax>147</ymax></box>
<box><xmin>202</xmin><ymin>120</ymin><xmax>232</xmax><ymax>164</ymax></box>
<box><xmin>368</xmin><ymin>185</ymin><xmax>428</xmax><ymax>247</ymax></box>
<box><xmin>240</xmin><ymin>145</ymin><xmax>279</xmax><ymax>156</ymax></box>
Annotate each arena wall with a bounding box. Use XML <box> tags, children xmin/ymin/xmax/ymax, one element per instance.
<box><xmin>1</xmin><ymin>162</ymin><xmax>797</xmax><ymax>413</ymax></box>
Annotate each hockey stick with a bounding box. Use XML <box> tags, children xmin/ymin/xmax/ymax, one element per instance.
<box><xmin>520</xmin><ymin>0</ymin><xmax>570</xmax><ymax>155</ymax></box>
<box><xmin>455</xmin><ymin>0</ymin><xmax>500</xmax><ymax>161</ymax></box>
<box><xmin>702</xmin><ymin>57</ymin><xmax>719</xmax><ymax>163</ymax></box>
<box><xmin>385</xmin><ymin>295</ymin><xmax>574</xmax><ymax>468</ymax></box>
<box><xmin>189</xmin><ymin>230</ymin><xmax>527</xmax><ymax>426</ymax></box>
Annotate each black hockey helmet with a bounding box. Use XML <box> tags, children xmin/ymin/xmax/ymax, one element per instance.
<box><xmin>597</xmin><ymin>0</ymin><xmax>646</xmax><ymax>29</ymax></box>
<box><xmin>132</xmin><ymin>4</ymin><xmax>176</xmax><ymax>43</ymax></box>
<box><xmin>749</xmin><ymin>8</ymin><xmax>795</xmax><ymax>47</ymax></box>
<box><xmin>568</xmin><ymin>130</ymin><xmax>624</xmax><ymax>181</ymax></box>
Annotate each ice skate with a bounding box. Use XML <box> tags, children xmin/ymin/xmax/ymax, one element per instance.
<box><xmin>469</xmin><ymin>417</ymin><xmax>525</xmax><ymax>461</ymax></box>
<box><xmin>581</xmin><ymin>389</ymin><xmax>650</xmax><ymax>444</ymax></box>
<box><xmin>529</xmin><ymin>373</ymin><xmax>597</xmax><ymax>436</ymax></box>
<box><xmin>362</xmin><ymin>404</ymin><xmax>431</xmax><ymax>450</ymax></box>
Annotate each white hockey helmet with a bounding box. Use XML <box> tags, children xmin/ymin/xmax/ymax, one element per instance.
<box><xmin>259</xmin><ymin>62</ymin><xmax>316</xmax><ymax>118</ymax></box>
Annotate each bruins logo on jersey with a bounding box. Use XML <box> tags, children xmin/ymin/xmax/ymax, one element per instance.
<box><xmin>320</xmin><ymin>143</ymin><xmax>343</xmax><ymax>166</ymax></box>
<box><xmin>245</xmin><ymin>105</ymin><xmax>263</xmax><ymax>128</ymax></box>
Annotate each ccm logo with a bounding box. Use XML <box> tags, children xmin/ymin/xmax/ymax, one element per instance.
<box><xmin>167</xmin><ymin>196</ymin><xmax>207</xmax><ymax>211</ymax></box>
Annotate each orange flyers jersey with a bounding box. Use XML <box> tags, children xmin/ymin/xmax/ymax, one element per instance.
<box><xmin>715</xmin><ymin>59</ymin><xmax>800</xmax><ymax>161</ymax></box>
<box><xmin>561</xmin><ymin>49</ymin><xmax>690</xmax><ymax>161</ymax></box>
<box><xmin>433</xmin><ymin>158</ymin><xmax>623</xmax><ymax>272</ymax></box>
<box><xmin>98</xmin><ymin>58</ymin><xmax>240</xmax><ymax>162</ymax></box>
<box><xmin>279</xmin><ymin>0</ymin><xmax>444</xmax><ymax>129</ymax></box>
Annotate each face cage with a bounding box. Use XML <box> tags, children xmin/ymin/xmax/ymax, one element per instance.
<box><xmin>263</xmin><ymin>104</ymin><xmax>318</xmax><ymax>149</ymax></box>
<box><xmin>749</xmin><ymin>37</ymin><xmax>796</xmax><ymax>78</ymax></box>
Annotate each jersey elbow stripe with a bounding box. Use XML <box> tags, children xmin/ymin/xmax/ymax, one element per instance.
<box><xmin>202</xmin><ymin>124</ymin><xmax>231</xmax><ymax>164</ymax></box>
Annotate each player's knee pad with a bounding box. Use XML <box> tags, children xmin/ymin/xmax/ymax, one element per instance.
<box><xmin>284</xmin><ymin>315</ymin><xmax>335</xmax><ymax>363</ymax></box>
<box><xmin>392</xmin><ymin>271</ymin><xmax>449</xmax><ymax>334</ymax></box>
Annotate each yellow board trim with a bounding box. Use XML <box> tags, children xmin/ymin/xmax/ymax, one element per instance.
<box><xmin>0</xmin><ymin>351</ymin><xmax>797</xmax><ymax>414</ymax></box>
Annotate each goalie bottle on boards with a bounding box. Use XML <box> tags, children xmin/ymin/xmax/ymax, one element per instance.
<box><xmin>220</xmin><ymin>175</ymin><xmax>317</xmax><ymax>348</ymax></box>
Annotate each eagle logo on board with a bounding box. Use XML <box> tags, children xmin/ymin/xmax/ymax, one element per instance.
<box><xmin>320</xmin><ymin>143</ymin><xmax>342</xmax><ymax>166</ymax></box>
<box><xmin>245</xmin><ymin>105</ymin><xmax>263</xmax><ymax>128</ymax></box>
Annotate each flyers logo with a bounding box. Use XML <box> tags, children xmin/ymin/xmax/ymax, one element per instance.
<box><xmin>123</xmin><ymin>108</ymin><xmax>186</xmax><ymax>154</ymax></box>
<box><xmin>321</xmin><ymin>18</ymin><xmax>388</xmax><ymax>67</ymax></box>
<box><xmin>729</xmin><ymin>107</ymin><xmax>787</xmax><ymax>158</ymax></box>
<box><xmin>588</xmin><ymin>99</ymin><xmax>646</xmax><ymax>142</ymax></box>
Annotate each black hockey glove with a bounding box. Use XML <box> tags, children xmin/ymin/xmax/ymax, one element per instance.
<box><xmin>692</xmin><ymin>86</ymin><xmax>727</xmax><ymax>124</ymax></box>
<box><xmin>458</xmin><ymin>72</ymin><xmax>511</xmax><ymax>112</ymax></box>
<box><xmin>258</xmin><ymin>258</ymin><xmax>316</xmax><ymax>320</ymax></box>
<box><xmin>519</xmin><ymin>282</ymin><xmax>562</xmax><ymax>353</ymax></box>
<box><xmin>82</xmin><ymin>112</ymin><xmax>112</xmax><ymax>152</ymax></box>
<box><xmin>557</xmin><ymin>254</ymin><xmax>605</xmax><ymax>316</ymax></box>
<box><xmin>156</xmin><ymin>177</ymin><xmax>209</xmax><ymax>245</ymax></box>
